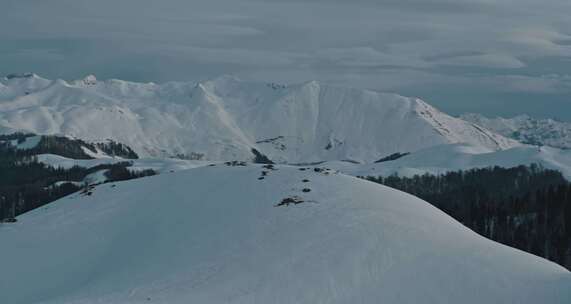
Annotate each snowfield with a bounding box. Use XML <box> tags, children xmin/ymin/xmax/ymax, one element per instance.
<box><xmin>36</xmin><ymin>154</ymin><xmax>213</xmax><ymax>174</ymax></box>
<box><xmin>1</xmin><ymin>165</ymin><xmax>570</xmax><ymax>304</ymax></box>
<box><xmin>324</xmin><ymin>143</ymin><xmax>571</xmax><ymax>179</ymax></box>
<box><xmin>36</xmin><ymin>141</ymin><xmax>571</xmax><ymax>182</ymax></box>
<box><xmin>0</xmin><ymin>74</ymin><xmax>517</xmax><ymax>163</ymax></box>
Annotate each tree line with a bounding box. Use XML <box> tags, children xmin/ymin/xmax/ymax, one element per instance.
<box><xmin>0</xmin><ymin>132</ymin><xmax>138</xmax><ymax>159</ymax></box>
<box><xmin>363</xmin><ymin>164</ymin><xmax>571</xmax><ymax>270</ymax></box>
<box><xmin>0</xmin><ymin>137</ymin><xmax>154</xmax><ymax>222</ymax></box>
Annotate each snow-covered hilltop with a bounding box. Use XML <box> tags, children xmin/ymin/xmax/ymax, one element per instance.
<box><xmin>0</xmin><ymin>74</ymin><xmax>517</xmax><ymax>163</ymax></box>
<box><xmin>462</xmin><ymin>113</ymin><xmax>571</xmax><ymax>150</ymax></box>
<box><xmin>1</xmin><ymin>164</ymin><xmax>569</xmax><ymax>304</ymax></box>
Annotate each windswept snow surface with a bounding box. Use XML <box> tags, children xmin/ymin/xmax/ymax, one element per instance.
<box><xmin>1</xmin><ymin>165</ymin><xmax>570</xmax><ymax>304</ymax></box>
<box><xmin>0</xmin><ymin>74</ymin><xmax>517</xmax><ymax>163</ymax></box>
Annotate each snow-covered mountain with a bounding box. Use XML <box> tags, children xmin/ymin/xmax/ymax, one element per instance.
<box><xmin>1</xmin><ymin>164</ymin><xmax>569</xmax><ymax>304</ymax></box>
<box><xmin>462</xmin><ymin>113</ymin><xmax>571</xmax><ymax>150</ymax></box>
<box><xmin>0</xmin><ymin>73</ymin><xmax>517</xmax><ymax>163</ymax></box>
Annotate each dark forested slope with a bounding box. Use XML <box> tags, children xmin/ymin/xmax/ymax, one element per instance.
<box><xmin>364</xmin><ymin>165</ymin><xmax>571</xmax><ymax>270</ymax></box>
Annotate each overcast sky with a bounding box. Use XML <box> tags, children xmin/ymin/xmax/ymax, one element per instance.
<box><xmin>1</xmin><ymin>0</ymin><xmax>571</xmax><ymax>119</ymax></box>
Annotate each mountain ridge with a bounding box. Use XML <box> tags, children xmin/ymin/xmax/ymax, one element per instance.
<box><xmin>462</xmin><ymin>113</ymin><xmax>571</xmax><ymax>150</ymax></box>
<box><xmin>0</xmin><ymin>74</ymin><xmax>518</xmax><ymax>163</ymax></box>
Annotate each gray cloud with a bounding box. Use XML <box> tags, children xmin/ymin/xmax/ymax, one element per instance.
<box><xmin>1</xmin><ymin>0</ymin><xmax>570</xmax><ymax>119</ymax></box>
<box><xmin>491</xmin><ymin>74</ymin><xmax>571</xmax><ymax>94</ymax></box>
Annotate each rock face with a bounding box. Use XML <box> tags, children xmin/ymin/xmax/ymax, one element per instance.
<box><xmin>0</xmin><ymin>74</ymin><xmax>517</xmax><ymax>162</ymax></box>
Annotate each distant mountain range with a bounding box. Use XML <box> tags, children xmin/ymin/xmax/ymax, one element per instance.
<box><xmin>462</xmin><ymin>113</ymin><xmax>571</xmax><ymax>150</ymax></box>
<box><xmin>0</xmin><ymin>73</ymin><xmax>517</xmax><ymax>163</ymax></box>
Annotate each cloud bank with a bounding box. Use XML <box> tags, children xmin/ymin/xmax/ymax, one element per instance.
<box><xmin>1</xmin><ymin>0</ymin><xmax>570</xmax><ymax>118</ymax></box>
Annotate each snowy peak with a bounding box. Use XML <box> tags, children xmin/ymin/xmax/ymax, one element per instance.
<box><xmin>72</xmin><ymin>74</ymin><xmax>97</xmax><ymax>86</ymax></box>
<box><xmin>201</xmin><ymin>74</ymin><xmax>243</xmax><ymax>89</ymax></box>
<box><xmin>0</xmin><ymin>74</ymin><xmax>518</xmax><ymax>162</ymax></box>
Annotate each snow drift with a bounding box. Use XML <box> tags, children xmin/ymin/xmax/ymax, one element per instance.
<box><xmin>1</xmin><ymin>165</ymin><xmax>569</xmax><ymax>303</ymax></box>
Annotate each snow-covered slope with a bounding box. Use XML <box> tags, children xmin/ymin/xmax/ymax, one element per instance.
<box><xmin>1</xmin><ymin>165</ymin><xmax>569</xmax><ymax>303</ymax></box>
<box><xmin>36</xmin><ymin>153</ymin><xmax>213</xmax><ymax>174</ymax></box>
<box><xmin>324</xmin><ymin>143</ymin><xmax>571</xmax><ymax>179</ymax></box>
<box><xmin>34</xmin><ymin>142</ymin><xmax>571</xmax><ymax>181</ymax></box>
<box><xmin>0</xmin><ymin>74</ymin><xmax>517</xmax><ymax>163</ymax></box>
<box><xmin>462</xmin><ymin>113</ymin><xmax>571</xmax><ymax>150</ymax></box>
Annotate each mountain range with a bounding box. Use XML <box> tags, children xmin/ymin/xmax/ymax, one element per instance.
<box><xmin>2</xmin><ymin>73</ymin><xmax>571</xmax><ymax>303</ymax></box>
<box><xmin>0</xmin><ymin>73</ymin><xmax>517</xmax><ymax>163</ymax></box>
<box><xmin>462</xmin><ymin>113</ymin><xmax>571</xmax><ymax>150</ymax></box>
